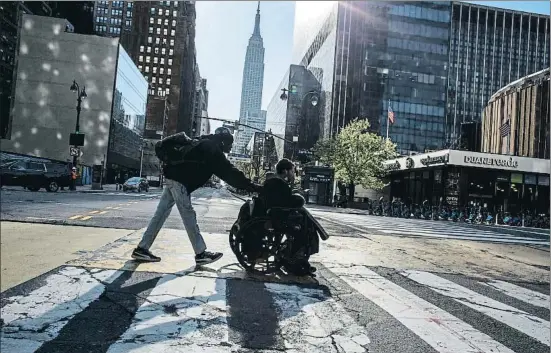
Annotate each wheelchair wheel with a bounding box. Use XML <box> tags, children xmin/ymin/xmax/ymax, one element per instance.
<box><xmin>231</xmin><ymin>217</ymin><xmax>287</xmax><ymax>275</ymax></box>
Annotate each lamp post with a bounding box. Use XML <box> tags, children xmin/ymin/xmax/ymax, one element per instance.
<box><xmin>69</xmin><ymin>80</ymin><xmax>87</xmax><ymax>168</ymax></box>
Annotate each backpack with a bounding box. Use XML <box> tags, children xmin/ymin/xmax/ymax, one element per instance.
<box><xmin>155</xmin><ymin>132</ymin><xmax>200</xmax><ymax>166</ymax></box>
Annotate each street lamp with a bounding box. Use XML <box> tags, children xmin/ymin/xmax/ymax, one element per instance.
<box><xmin>69</xmin><ymin>80</ymin><xmax>87</xmax><ymax>168</ymax></box>
<box><xmin>280</xmin><ymin>88</ymin><xmax>319</xmax><ymax>107</ymax></box>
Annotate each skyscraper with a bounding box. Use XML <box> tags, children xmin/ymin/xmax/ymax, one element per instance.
<box><xmin>270</xmin><ymin>1</ymin><xmax>549</xmax><ymax>156</ymax></box>
<box><xmin>234</xmin><ymin>2</ymin><xmax>265</xmax><ymax>154</ymax></box>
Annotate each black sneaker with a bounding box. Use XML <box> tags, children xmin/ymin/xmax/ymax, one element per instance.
<box><xmin>195</xmin><ymin>251</ymin><xmax>223</xmax><ymax>265</ymax></box>
<box><xmin>131</xmin><ymin>247</ymin><xmax>161</xmax><ymax>262</ymax></box>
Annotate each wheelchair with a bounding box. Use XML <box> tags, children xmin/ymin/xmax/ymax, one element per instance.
<box><xmin>229</xmin><ymin>195</ymin><xmax>329</xmax><ymax>276</ymax></box>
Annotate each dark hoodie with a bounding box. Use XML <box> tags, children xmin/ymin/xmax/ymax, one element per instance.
<box><xmin>163</xmin><ymin>134</ymin><xmax>254</xmax><ymax>194</ymax></box>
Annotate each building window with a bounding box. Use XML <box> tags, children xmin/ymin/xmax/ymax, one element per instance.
<box><xmin>173</xmin><ymin>10</ymin><xmax>177</xmax><ymax>17</ymax></box>
<box><xmin>146</xmin><ymin>56</ymin><xmax>150</xmax><ymax>63</ymax></box>
<box><xmin>147</xmin><ymin>46</ymin><xmax>151</xmax><ymax>53</ymax></box>
<box><xmin>160</xmin><ymin>68</ymin><xmax>164</xmax><ymax>74</ymax></box>
<box><xmin>125</xmin><ymin>20</ymin><xmax>131</xmax><ymax>27</ymax></box>
<box><xmin>155</xmin><ymin>37</ymin><xmax>160</xmax><ymax>44</ymax></box>
<box><xmin>165</xmin><ymin>9</ymin><xmax>170</xmax><ymax>16</ymax></box>
<box><xmin>172</xmin><ymin>20</ymin><xmax>176</xmax><ymax>26</ymax></box>
<box><xmin>163</xmin><ymin>38</ymin><xmax>167</xmax><ymax>44</ymax></box>
<box><xmin>152</xmin><ymin>77</ymin><xmax>156</xmax><ymax>83</ymax></box>
<box><xmin>154</xmin><ymin>47</ymin><xmax>159</xmax><ymax>54</ymax></box>
<box><xmin>164</xmin><ymin>19</ymin><xmax>169</xmax><ymax>26</ymax></box>
<box><xmin>159</xmin><ymin>78</ymin><xmax>164</xmax><ymax>84</ymax></box>
<box><xmin>157</xmin><ymin>18</ymin><xmax>162</xmax><ymax>25</ymax></box>
<box><xmin>140</xmin><ymin>45</ymin><xmax>144</xmax><ymax>52</ymax></box>
<box><xmin>138</xmin><ymin>65</ymin><xmax>143</xmax><ymax>71</ymax></box>
<box><xmin>161</xmin><ymin>48</ymin><xmax>166</xmax><ymax>55</ymax></box>
<box><xmin>150</xmin><ymin>18</ymin><xmax>154</xmax><ymax>24</ymax></box>
<box><xmin>170</xmin><ymin>29</ymin><xmax>175</xmax><ymax>36</ymax></box>
<box><xmin>126</xmin><ymin>11</ymin><xmax>132</xmax><ymax>18</ymax></box>
<box><xmin>168</xmin><ymin>59</ymin><xmax>173</xmax><ymax>66</ymax></box>
<box><xmin>154</xmin><ymin>57</ymin><xmax>158</xmax><ymax>64</ymax></box>
<box><xmin>170</xmin><ymin>39</ymin><xmax>174</xmax><ymax>46</ymax></box>
<box><xmin>164</xmin><ymin>28</ymin><xmax>168</xmax><ymax>35</ymax></box>
<box><xmin>149</xmin><ymin>27</ymin><xmax>153</xmax><ymax>33</ymax></box>
<box><xmin>169</xmin><ymin>48</ymin><xmax>173</xmax><ymax>56</ymax></box>
<box><xmin>151</xmin><ymin>8</ymin><xmax>156</xmax><ymax>14</ymax></box>
<box><xmin>156</xmin><ymin>27</ymin><xmax>161</xmax><ymax>34</ymax></box>
<box><xmin>145</xmin><ymin>66</ymin><xmax>150</xmax><ymax>73</ymax></box>
<box><xmin>139</xmin><ymin>56</ymin><xmax>143</xmax><ymax>62</ymax></box>
<box><xmin>166</xmin><ymin>88</ymin><xmax>170</xmax><ymax>94</ymax></box>
<box><xmin>167</xmin><ymin>68</ymin><xmax>172</xmax><ymax>75</ymax></box>
<box><xmin>160</xmin><ymin>58</ymin><xmax>165</xmax><ymax>64</ymax></box>
<box><xmin>153</xmin><ymin>67</ymin><xmax>157</xmax><ymax>73</ymax></box>
<box><xmin>167</xmin><ymin>78</ymin><xmax>171</xmax><ymax>85</ymax></box>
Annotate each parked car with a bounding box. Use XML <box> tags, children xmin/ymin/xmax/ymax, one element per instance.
<box><xmin>0</xmin><ymin>160</ymin><xmax>71</xmax><ymax>192</ymax></box>
<box><xmin>123</xmin><ymin>177</ymin><xmax>149</xmax><ymax>192</ymax></box>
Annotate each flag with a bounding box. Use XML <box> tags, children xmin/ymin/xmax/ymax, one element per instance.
<box><xmin>499</xmin><ymin>119</ymin><xmax>510</xmax><ymax>137</ymax></box>
<box><xmin>388</xmin><ymin>105</ymin><xmax>395</xmax><ymax>124</ymax></box>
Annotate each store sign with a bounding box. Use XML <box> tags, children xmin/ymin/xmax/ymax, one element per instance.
<box><xmin>383</xmin><ymin>161</ymin><xmax>401</xmax><ymax>171</ymax></box>
<box><xmin>420</xmin><ymin>154</ymin><xmax>448</xmax><ymax>166</ymax></box>
<box><xmin>309</xmin><ymin>174</ymin><xmax>332</xmax><ymax>183</ymax></box>
<box><xmin>464</xmin><ymin>155</ymin><xmax>519</xmax><ymax>168</ymax></box>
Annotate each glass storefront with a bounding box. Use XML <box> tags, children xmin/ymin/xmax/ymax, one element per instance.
<box><xmin>389</xmin><ymin>165</ymin><xmax>550</xmax><ymax>215</ymax></box>
<box><xmin>106</xmin><ymin>45</ymin><xmax>148</xmax><ymax>183</ymax></box>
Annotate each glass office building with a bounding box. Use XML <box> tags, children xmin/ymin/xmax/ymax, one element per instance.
<box><xmin>106</xmin><ymin>45</ymin><xmax>148</xmax><ymax>183</ymax></box>
<box><xmin>447</xmin><ymin>3</ymin><xmax>549</xmax><ymax>146</ymax></box>
<box><xmin>287</xmin><ymin>1</ymin><xmax>549</xmax><ymax>155</ymax></box>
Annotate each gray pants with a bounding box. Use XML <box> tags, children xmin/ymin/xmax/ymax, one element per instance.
<box><xmin>138</xmin><ymin>179</ymin><xmax>206</xmax><ymax>255</ymax></box>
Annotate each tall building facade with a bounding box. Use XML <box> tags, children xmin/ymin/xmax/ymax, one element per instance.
<box><xmin>234</xmin><ymin>2</ymin><xmax>265</xmax><ymax>154</ymax></box>
<box><xmin>93</xmin><ymin>0</ymin><xmax>133</xmax><ymax>36</ymax></box>
<box><xmin>278</xmin><ymin>1</ymin><xmax>549</xmax><ymax>156</ymax></box>
<box><xmin>0</xmin><ymin>1</ymin><xmax>52</xmax><ymax>140</ymax></box>
<box><xmin>118</xmin><ymin>1</ymin><xmax>197</xmax><ymax>139</ymax></box>
<box><xmin>447</xmin><ymin>2</ymin><xmax>549</xmax><ymax>146</ymax></box>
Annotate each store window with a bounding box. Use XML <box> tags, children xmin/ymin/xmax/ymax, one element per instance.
<box><xmin>509</xmin><ymin>173</ymin><xmax>523</xmax><ymax>213</ymax></box>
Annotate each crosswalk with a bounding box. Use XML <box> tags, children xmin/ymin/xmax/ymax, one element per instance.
<box><xmin>1</xmin><ymin>264</ymin><xmax>548</xmax><ymax>353</ymax></box>
<box><xmin>311</xmin><ymin>211</ymin><xmax>550</xmax><ymax>246</ymax></box>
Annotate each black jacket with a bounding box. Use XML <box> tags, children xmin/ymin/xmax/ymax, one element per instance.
<box><xmin>260</xmin><ymin>177</ymin><xmax>305</xmax><ymax>210</ymax></box>
<box><xmin>163</xmin><ymin>138</ymin><xmax>254</xmax><ymax>193</ymax></box>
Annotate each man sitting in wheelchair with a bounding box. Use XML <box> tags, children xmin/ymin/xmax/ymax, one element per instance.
<box><xmin>235</xmin><ymin>158</ymin><xmax>325</xmax><ymax>276</ymax></box>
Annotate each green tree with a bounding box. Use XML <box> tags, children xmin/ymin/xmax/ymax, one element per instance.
<box><xmin>313</xmin><ymin>118</ymin><xmax>398</xmax><ymax>198</ymax></box>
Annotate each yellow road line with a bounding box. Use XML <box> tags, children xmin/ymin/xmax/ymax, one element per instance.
<box><xmin>98</xmin><ymin>211</ymin><xmax>108</xmax><ymax>214</ymax></box>
<box><xmin>69</xmin><ymin>215</ymin><xmax>83</xmax><ymax>220</ymax></box>
<box><xmin>89</xmin><ymin>210</ymin><xmax>100</xmax><ymax>214</ymax></box>
<box><xmin>80</xmin><ymin>216</ymin><xmax>92</xmax><ymax>221</ymax></box>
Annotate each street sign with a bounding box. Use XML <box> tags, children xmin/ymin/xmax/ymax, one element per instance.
<box><xmin>70</xmin><ymin>147</ymin><xmax>80</xmax><ymax>157</ymax></box>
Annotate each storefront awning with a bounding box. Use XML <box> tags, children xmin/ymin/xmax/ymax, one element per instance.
<box><xmin>383</xmin><ymin>149</ymin><xmax>550</xmax><ymax>175</ymax></box>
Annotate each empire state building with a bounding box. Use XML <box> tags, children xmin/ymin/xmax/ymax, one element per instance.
<box><xmin>234</xmin><ymin>2</ymin><xmax>265</xmax><ymax>154</ymax></box>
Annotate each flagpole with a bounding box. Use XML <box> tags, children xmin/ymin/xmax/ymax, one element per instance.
<box><xmin>386</xmin><ymin>99</ymin><xmax>390</xmax><ymax>140</ymax></box>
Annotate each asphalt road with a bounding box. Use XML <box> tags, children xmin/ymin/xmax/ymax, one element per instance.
<box><xmin>1</xmin><ymin>187</ymin><xmax>549</xmax><ymax>353</ymax></box>
<box><xmin>0</xmin><ymin>187</ymin><xmax>242</xmax><ymax>233</ymax></box>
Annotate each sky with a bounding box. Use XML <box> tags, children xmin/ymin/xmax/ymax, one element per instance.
<box><xmin>195</xmin><ymin>1</ymin><xmax>550</xmax><ymax>131</ymax></box>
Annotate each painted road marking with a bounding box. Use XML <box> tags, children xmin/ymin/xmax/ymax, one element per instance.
<box><xmin>331</xmin><ymin>265</ymin><xmax>517</xmax><ymax>353</ymax></box>
<box><xmin>402</xmin><ymin>270</ymin><xmax>550</xmax><ymax>345</ymax></box>
<box><xmin>1</xmin><ymin>265</ymin><xmax>547</xmax><ymax>353</ymax></box>
<box><xmin>88</xmin><ymin>211</ymin><xmax>100</xmax><ymax>214</ymax></box>
<box><xmin>98</xmin><ymin>211</ymin><xmax>108</xmax><ymax>215</ymax></box>
<box><xmin>79</xmin><ymin>216</ymin><xmax>93</xmax><ymax>221</ymax></box>
<box><xmin>481</xmin><ymin>280</ymin><xmax>550</xmax><ymax>308</ymax></box>
<box><xmin>68</xmin><ymin>215</ymin><xmax>83</xmax><ymax>220</ymax></box>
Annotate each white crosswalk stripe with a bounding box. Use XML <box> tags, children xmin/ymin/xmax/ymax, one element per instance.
<box><xmin>1</xmin><ymin>265</ymin><xmax>548</xmax><ymax>353</ymax></box>
<box><xmin>311</xmin><ymin>211</ymin><xmax>550</xmax><ymax>246</ymax></box>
